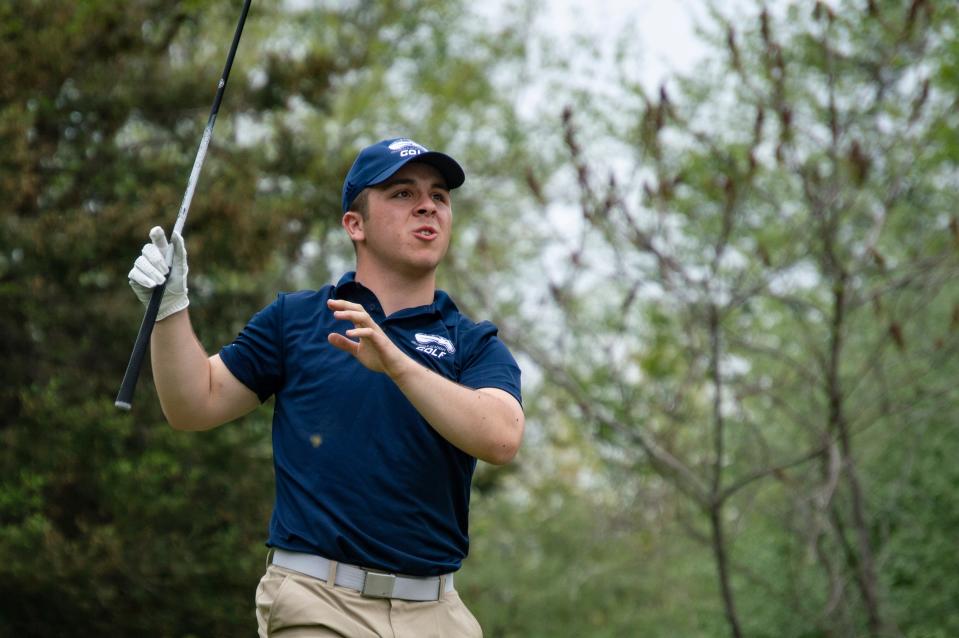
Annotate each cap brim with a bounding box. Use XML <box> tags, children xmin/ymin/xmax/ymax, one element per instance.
<box><xmin>370</xmin><ymin>151</ymin><xmax>465</xmax><ymax>191</ymax></box>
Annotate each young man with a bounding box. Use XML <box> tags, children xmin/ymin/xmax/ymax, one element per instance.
<box><xmin>128</xmin><ymin>137</ymin><xmax>524</xmax><ymax>637</ymax></box>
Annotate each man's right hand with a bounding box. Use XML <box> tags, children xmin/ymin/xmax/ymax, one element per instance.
<box><xmin>128</xmin><ymin>226</ymin><xmax>190</xmax><ymax>321</ymax></box>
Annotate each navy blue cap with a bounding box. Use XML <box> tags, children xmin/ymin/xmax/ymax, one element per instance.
<box><xmin>341</xmin><ymin>138</ymin><xmax>466</xmax><ymax>212</ymax></box>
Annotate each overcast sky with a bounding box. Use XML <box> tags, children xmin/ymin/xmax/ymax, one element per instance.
<box><xmin>536</xmin><ymin>0</ymin><xmax>712</xmax><ymax>89</ymax></box>
<box><xmin>502</xmin><ymin>0</ymin><xmax>725</xmax><ymax>125</ymax></box>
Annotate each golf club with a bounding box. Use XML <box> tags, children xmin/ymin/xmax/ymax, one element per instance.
<box><xmin>116</xmin><ymin>0</ymin><xmax>253</xmax><ymax>410</ymax></box>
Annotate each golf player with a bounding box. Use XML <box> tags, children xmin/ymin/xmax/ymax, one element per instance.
<box><xmin>127</xmin><ymin>137</ymin><xmax>524</xmax><ymax>637</ymax></box>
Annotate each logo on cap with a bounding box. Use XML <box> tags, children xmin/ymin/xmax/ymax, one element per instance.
<box><xmin>388</xmin><ymin>139</ymin><xmax>428</xmax><ymax>157</ymax></box>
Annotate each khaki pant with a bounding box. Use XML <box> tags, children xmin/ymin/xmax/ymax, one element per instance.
<box><xmin>255</xmin><ymin>563</ymin><xmax>483</xmax><ymax>638</ymax></box>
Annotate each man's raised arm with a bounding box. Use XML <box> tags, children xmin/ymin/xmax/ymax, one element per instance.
<box><xmin>129</xmin><ymin>227</ymin><xmax>259</xmax><ymax>430</ymax></box>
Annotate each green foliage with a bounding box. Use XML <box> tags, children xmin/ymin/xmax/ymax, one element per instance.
<box><xmin>466</xmin><ymin>478</ymin><xmax>726</xmax><ymax>638</ymax></box>
<box><xmin>6</xmin><ymin>0</ymin><xmax>958</xmax><ymax>635</ymax></box>
<box><xmin>515</xmin><ymin>0</ymin><xmax>959</xmax><ymax>636</ymax></box>
<box><xmin>0</xmin><ymin>0</ymin><xmax>535</xmax><ymax>634</ymax></box>
<box><xmin>0</xmin><ymin>383</ymin><xmax>272</xmax><ymax>634</ymax></box>
<box><xmin>876</xmin><ymin>402</ymin><xmax>959</xmax><ymax>638</ymax></box>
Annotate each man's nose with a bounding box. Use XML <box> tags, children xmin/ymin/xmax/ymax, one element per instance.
<box><xmin>414</xmin><ymin>193</ymin><xmax>437</xmax><ymax>215</ymax></box>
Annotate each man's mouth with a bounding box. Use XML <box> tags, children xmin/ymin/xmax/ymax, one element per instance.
<box><xmin>413</xmin><ymin>226</ymin><xmax>438</xmax><ymax>240</ymax></box>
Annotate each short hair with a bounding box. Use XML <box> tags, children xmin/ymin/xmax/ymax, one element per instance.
<box><xmin>348</xmin><ymin>189</ymin><xmax>370</xmax><ymax>220</ymax></box>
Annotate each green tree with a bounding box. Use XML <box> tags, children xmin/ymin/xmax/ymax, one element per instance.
<box><xmin>513</xmin><ymin>1</ymin><xmax>959</xmax><ymax>636</ymax></box>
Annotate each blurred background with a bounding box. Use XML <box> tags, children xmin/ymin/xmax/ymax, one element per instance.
<box><xmin>2</xmin><ymin>0</ymin><xmax>958</xmax><ymax>635</ymax></box>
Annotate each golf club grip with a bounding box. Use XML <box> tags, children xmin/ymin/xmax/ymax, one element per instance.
<box><xmin>115</xmin><ymin>282</ymin><xmax>167</xmax><ymax>410</ymax></box>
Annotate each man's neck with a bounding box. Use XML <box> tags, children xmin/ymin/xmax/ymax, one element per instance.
<box><xmin>353</xmin><ymin>265</ymin><xmax>437</xmax><ymax>316</ymax></box>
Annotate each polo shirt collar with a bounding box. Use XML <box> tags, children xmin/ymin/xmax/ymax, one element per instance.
<box><xmin>331</xmin><ymin>271</ymin><xmax>459</xmax><ymax>321</ymax></box>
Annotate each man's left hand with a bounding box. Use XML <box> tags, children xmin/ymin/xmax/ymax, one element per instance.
<box><xmin>327</xmin><ymin>299</ymin><xmax>411</xmax><ymax>378</ymax></box>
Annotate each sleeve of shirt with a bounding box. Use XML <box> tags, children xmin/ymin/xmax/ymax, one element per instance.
<box><xmin>218</xmin><ymin>294</ymin><xmax>285</xmax><ymax>402</ymax></box>
<box><xmin>458</xmin><ymin>321</ymin><xmax>522</xmax><ymax>406</ymax></box>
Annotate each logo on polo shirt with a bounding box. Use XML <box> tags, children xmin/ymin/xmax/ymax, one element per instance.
<box><xmin>413</xmin><ymin>333</ymin><xmax>455</xmax><ymax>359</ymax></box>
<box><xmin>388</xmin><ymin>138</ymin><xmax>428</xmax><ymax>158</ymax></box>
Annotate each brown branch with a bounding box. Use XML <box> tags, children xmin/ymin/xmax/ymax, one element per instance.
<box><xmin>718</xmin><ymin>443</ymin><xmax>827</xmax><ymax>505</ymax></box>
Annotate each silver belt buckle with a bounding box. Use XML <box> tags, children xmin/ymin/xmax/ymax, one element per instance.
<box><xmin>362</xmin><ymin>572</ymin><xmax>396</xmax><ymax>598</ymax></box>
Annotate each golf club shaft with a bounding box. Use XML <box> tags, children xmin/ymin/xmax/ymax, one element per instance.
<box><xmin>116</xmin><ymin>0</ymin><xmax>253</xmax><ymax>410</ymax></box>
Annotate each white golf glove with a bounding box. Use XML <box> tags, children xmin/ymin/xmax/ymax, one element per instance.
<box><xmin>128</xmin><ymin>226</ymin><xmax>190</xmax><ymax>321</ymax></box>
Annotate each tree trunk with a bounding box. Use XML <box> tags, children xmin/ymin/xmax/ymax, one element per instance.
<box><xmin>707</xmin><ymin>304</ymin><xmax>744</xmax><ymax>638</ymax></box>
<box><xmin>827</xmin><ymin>275</ymin><xmax>886</xmax><ymax>636</ymax></box>
<box><xmin>709</xmin><ymin>504</ymin><xmax>744</xmax><ymax>638</ymax></box>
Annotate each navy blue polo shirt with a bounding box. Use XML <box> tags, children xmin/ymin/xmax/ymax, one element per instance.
<box><xmin>218</xmin><ymin>272</ymin><xmax>522</xmax><ymax>576</ymax></box>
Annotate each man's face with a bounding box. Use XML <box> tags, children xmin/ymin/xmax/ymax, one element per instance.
<box><xmin>347</xmin><ymin>162</ymin><xmax>453</xmax><ymax>277</ymax></box>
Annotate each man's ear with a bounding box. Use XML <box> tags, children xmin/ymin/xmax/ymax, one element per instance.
<box><xmin>342</xmin><ymin>211</ymin><xmax>365</xmax><ymax>242</ymax></box>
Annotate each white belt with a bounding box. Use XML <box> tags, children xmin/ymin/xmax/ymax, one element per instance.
<box><xmin>270</xmin><ymin>549</ymin><xmax>455</xmax><ymax>602</ymax></box>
